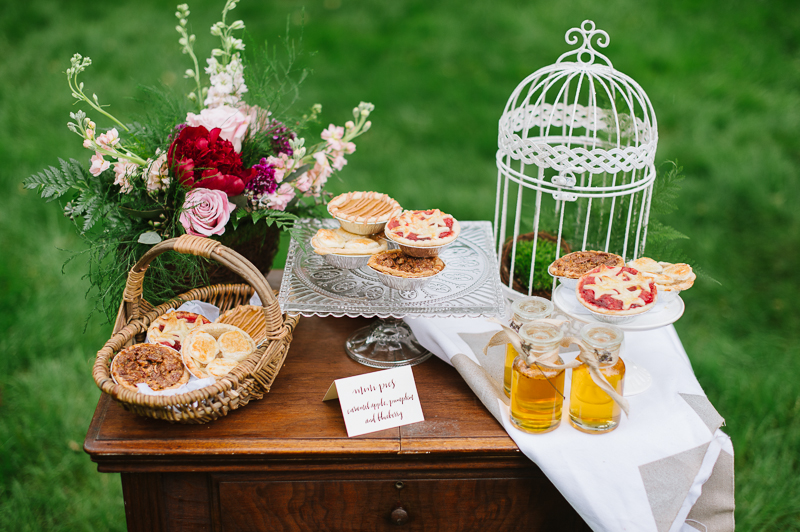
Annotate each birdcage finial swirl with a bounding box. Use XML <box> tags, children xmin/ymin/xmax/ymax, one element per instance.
<box><xmin>556</xmin><ymin>20</ymin><xmax>612</xmax><ymax>68</ymax></box>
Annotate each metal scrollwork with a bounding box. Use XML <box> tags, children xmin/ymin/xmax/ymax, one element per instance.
<box><xmin>556</xmin><ymin>20</ymin><xmax>613</xmax><ymax>67</ymax></box>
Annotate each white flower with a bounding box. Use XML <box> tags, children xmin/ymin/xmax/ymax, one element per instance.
<box><xmin>144</xmin><ymin>152</ymin><xmax>170</xmax><ymax>192</ymax></box>
<box><xmin>203</xmin><ymin>55</ymin><xmax>248</xmax><ymax>108</ymax></box>
<box><xmin>113</xmin><ymin>161</ymin><xmax>138</xmax><ymax>193</ymax></box>
<box><xmin>185</xmin><ymin>105</ymin><xmax>250</xmax><ymax>152</ymax></box>
<box><xmin>90</xmin><ymin>152</ymin><xmax>110</xmax><ymax>176</ymax></box>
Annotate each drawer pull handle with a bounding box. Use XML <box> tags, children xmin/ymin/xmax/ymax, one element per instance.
<box><xmin>391</xmin><ymin>506</ymin><xmax>409</xmax><ymax>526</ymax></box>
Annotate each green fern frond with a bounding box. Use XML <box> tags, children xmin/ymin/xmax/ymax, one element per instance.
<box><xmin>23</xmin><ymin>157</ymin><xmax>86</xmax><ymax>201</ymax></box>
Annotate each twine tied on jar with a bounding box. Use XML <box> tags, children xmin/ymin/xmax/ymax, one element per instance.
<box><xmin>484</xmin><ymin>319</ymin><xmax>629</xmax><ymax>417</ymax></box>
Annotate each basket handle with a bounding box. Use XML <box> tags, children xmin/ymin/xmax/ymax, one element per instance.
<box><xmin>122</xmin><ymin>234</ymin><xmax>283</xmax><ymax>334</ymax></box>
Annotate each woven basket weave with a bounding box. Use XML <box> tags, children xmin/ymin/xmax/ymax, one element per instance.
<box><xmin>92</xmin><ymin>234</ymin><xmax>299</xmax><ymax>424</ymax></box>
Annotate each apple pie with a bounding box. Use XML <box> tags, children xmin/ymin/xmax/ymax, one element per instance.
<box><xmin>182</xmin><ymin>323</ymin><xmax>256</xmax><ymax>380</ymax></box>
<box><xmin>576</xmin><ymin>265</ymin><xmax>657</xmax><ymax>316</ymax></box>
<box><xmin>627</xmin><ymin>257</ymin><xmax>696</xmax><ymax>292</ymax></box>
<box><xmin>111</xmin><ymin>343</ymin><xmax>190</xmax><ymax>392</ymax></box>
<box><xmin>327</xmin><ymin>191</ymin><xmax>402</xmax><ymax>235</ymax></box>
<box><xmin>310</xmin><ymin>227</ymin><xmax>387</xmax><ymax>256</ymax></box>
<box><xmin>384</xmin><ymin>209</ymin><xmax>460</xmax><ymax>247</ymax></box>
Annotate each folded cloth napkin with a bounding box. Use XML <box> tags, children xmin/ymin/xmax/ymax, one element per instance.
<box><xmin>405</xmin><ymin>316</ymin><xmax>734</xmax><ymax>532</ymax></box>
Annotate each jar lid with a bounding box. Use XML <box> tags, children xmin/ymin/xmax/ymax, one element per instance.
<box><xmin>518</xmin><ymin>321</ymin><xmax>563</xmax><ymax>349</ymax></box>
<box><xmin>580</xmin><ymin>323</ymin><xmax>624</xmax><ymax>349</ymax></box>
<box><xmin>511</xmin><ymin>296</ymin><xmax>554</xmax><ymax>322</ymax></box>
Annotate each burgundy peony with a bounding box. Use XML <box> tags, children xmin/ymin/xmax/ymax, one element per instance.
<box><xmin>167</xmin><ymin>125</ymin><xmax>255</xmax><ymax>196</ymax></box>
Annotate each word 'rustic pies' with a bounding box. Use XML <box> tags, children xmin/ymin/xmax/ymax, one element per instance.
<box><xmin>111</xmin><ymin>343</ymin><xmax>190</xmax><ymax>393</ymax></box>
<box><xmin>182</xmin><ymin>323</ymin><xmax>256</xmax><ymax>380</ymax></box>
<box><xmin>549</xmin><ymin>250</ymin><xmax>625</xmax><ymax>280</ymax></box>
<box><xmin>368</xmin><ymin>249</ymin><xmax>445</xmax><ymax>278</ymax></box>
<box><xmin>576</xmin><ymin>265</ymin><xmax>657</xmax><ymax>316</ymax></box>
<box><xmin>310</xmin><ymin>227</ymin><xmax>387</xmax><ymax>256</ymax></box>
<box><xmin>147</xmin><ymin>311</ymin><xmax>211</xmax><ymax>352</ymax></box>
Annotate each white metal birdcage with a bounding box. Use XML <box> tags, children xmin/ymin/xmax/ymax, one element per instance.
<box><xmin>494</xmin><ymin>20</ymin><xmax>658</xmax><ymax>298</ymax></box>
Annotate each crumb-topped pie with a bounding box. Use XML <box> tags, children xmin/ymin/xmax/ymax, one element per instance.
<box><xmin>385</xmin><ymin>209</ymin><xmax>460</xmax><ymax>247</ymax></box>
<box><xmin>368</xmin><ymin>249</ymin><xmax>445</xmax><ymax>278</ymax></box>
<box><xmin>549</xmin><ymin>250</ymin><xmax>625</xmax><ymax>279</ymax></box>
<box><xmin>327</xmin><ymin>191</ymin><xmax>402</xmax><ymax>235</ymax></box>
<box><xmin>147</xmin><ymin>311</ymin><xmax>211</xmax><ymax>352</ymax></box>
<box><xmin>576</xmin><ymin>265</ymin><xmax>657</xmax><ymax>316</ymax></box>
<box><xmin>111</xmin><ymin>343</ymin><xmax>190</xmax><ymax>392</ymax></box>
<box><xmin>310</xmin><ymin>227</ymin><xmax>387</xmax><ymax>256</ymax></box>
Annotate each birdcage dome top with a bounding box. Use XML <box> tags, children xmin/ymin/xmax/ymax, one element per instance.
<box><xmin>498</xmin><ymin>20</ymin><xmax>658</xmax><ymax>194</ymax></box>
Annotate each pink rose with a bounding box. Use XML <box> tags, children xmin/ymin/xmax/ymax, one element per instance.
<box><xmin>179</xmin><ymin>188</ymin><xmax>236</xmax><ymax>237</ymax></box>
<box><xmin>185</xmin><ymin>105</ymin><xmax>250</xmax><ymax>152</ymax></box>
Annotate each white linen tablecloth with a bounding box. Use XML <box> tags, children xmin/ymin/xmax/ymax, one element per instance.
<box><xmin>405</xmin><ymin>316</ymin><xmax>734</xmax><ymax>532</ymax></box>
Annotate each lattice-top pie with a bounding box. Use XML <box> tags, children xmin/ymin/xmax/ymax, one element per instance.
<box><xmin>549</xmin><ymin>250</ymin><xmax>625</xmax><ymax>279</ymax></box>
<box><xmin>384</xmin><ymin>209</ymin><xmax>460</xmax><ymax>247</ymax></box>
<box><xmin>576</xmin><ymin>265</ymin><xmax>657</xmax><ymax>316</ymax></box>
<box><xmin>327</xmin><ymin>191</ymin><xmax>402</xmax><ymax>225</ymax></box>
<box><xmin>147</xmin><ymin>311</ymin><xmax>212</xmax><ymax>352</ymax></box>
<box><xmin>368</xmin><ymin>249</ymin><xmax>445</xmax><ymax>278</ymax></box>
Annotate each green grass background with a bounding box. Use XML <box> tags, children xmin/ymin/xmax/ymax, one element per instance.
<box><xmin>1</xmin><ymin>0</ymin><xmax>799</xmax><ymax>529</ymax></box>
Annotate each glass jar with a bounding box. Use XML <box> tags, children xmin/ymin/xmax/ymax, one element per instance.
<box><xmin>504</xmin><ymin>297</ymin><xmax>554</xmax><ymax>397</ymax></box>
<box><xmin>510</xmin><ymin>322</ymin><xmax>565</xmax><ymax>434</ymax></box>
<box><xmin>568</xmin><ymin>323</ymin><xmax>626</xmax><ymax>434</ymax></box>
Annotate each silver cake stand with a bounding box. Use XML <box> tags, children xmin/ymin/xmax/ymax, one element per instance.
<box><xmin>278</xmin><ymin>220</ymin><xmax>505</xmax><ymax>368</ymax></box>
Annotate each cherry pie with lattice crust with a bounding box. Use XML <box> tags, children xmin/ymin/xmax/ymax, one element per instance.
<box><xmin>384</xmin><ymin>209</ymin><xmax>460</xmax><ymax>247</ymax></box>
<box><xmin>576</xmin><ymin>265</ymin><xmax>657</xmax><ymax>316</ymax></box>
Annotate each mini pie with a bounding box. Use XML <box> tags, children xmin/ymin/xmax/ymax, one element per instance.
<box><xmin>384</xmin><ymin>209</ymin><xmax>460</xmax><ymax>247</ymax></box>
<box><xmin>549</xmin><ymin>250</ymin><xmax>625</xmax><ymax>279</ymax></box>
<box><xmin>147</xmin><ymin>311</ymin><xmax>211</xmax><ymax>352</ymax></box>
<box><xmin>182</xmin><ymin>323</ymin><xmax>256</xmax><ymax>380</ymax></box>
<box><xmin>368</xmin><ymin>249</ymin><xmax>445</xmax><ymax>278</ymax></box>
<box><xmin>576</xmin><ymin>265</ymin><xmax>657</xmax><ymax>316</ymax></box>
<box><xmin>111</xmin><ymin>343</ymin><xmax>190</xmax><ymax>392</ymax></box>
<box><xmin>626</xmin><ymin>258</ymin><xmax>696</xmax><ymax>292</ymax></box>
<box><xmin>310</xmin><ymin>228</ymin><xmax>387</xmax><ymax>256</ymax></box>
<box><xmin>327</xmin><ymin>191</ymin><xmax>402</xmax><ymax>225</ymax></box>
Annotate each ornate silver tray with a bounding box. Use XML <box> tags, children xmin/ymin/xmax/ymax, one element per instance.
<box><xmin>278</xmin><ymin>219</ymin><xmax>505</xmax><ymax>319</ymax></box>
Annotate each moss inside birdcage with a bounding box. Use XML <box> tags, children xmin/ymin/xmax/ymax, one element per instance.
<box><xmin>511</xmin><ymin>237</ymin><xmax>559</xmax><ymax>293</ymax></box>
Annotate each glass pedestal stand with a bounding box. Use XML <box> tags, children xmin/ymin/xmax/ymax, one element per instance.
<box><xmin>345</xmin><ymin>318</ymin><xmax>433</xmax><ymax>368</ymax></box>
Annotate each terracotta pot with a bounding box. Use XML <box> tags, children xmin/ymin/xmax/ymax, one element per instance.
<box><xmin>499</xmin><ymin>232</ymin><xmax>571</xmax><ymax>300</ymax></box>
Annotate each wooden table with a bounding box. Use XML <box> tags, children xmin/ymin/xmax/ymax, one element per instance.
<box><xmin>85</xmin><ymin>276</ymin><xmax>591</xmax><ymax>531</ymax></box>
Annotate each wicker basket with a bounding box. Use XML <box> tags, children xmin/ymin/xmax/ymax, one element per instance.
<box><xmin>499</xmin><ymin>231</ymin><xmax>571</xmax><ymax>300</ymax></box>
<box><xmin>92</xmin><ymin>234</ymin><xmax>299</xmax><ymax>424</ymax></box>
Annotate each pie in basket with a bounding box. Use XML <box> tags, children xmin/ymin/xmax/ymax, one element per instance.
<box><xmin>182</xmin><ymin>323</ymin><xmax>256</xmax><ymax>380</ymax></box>
<box><xmin>576</xmin><ymin>265</ymin><xmax>657</xmax><ymax>316</ymax></box>
<box><xmin>368</xmin><ymin>249</ymin><xmax>445</xmax><ymax>278</ymax></box>
<box><xmin>549</xmin><ymin>250</ymin><xmax>625</xmax><ymax>279</ymax></box>
<box><xmin>310</xmin><ymin>227</ymin><xmax>387</xmax><ymax>256</ymax></box>
<box><xmin>147</xmin><ymin>311</ymin><xmax>211</xmax><ymax>352</ymax></box>
<box><xmin>327</xmin><ymin>191</ymin><xmax>402</xmax><ymax>225</ymax></box>
<box><xmin>384</xmin><ymin>209</ymin><xmax>460</xmax><ymax>247</ymax></box>
<box><xmin>627</xmin><ymin>258</ymin><xmax>696</xmax><ymax>293</ymax></box>
<box><xmin>111</xmin><ymin>343</ymin><xmax>190</xmax><ymax>392</ymax></box>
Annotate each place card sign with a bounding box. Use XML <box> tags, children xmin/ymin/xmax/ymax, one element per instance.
<box><xmin>323</xmin><ymin>366</ymin><xmax>425</xmax><ymax>437</ymax></box>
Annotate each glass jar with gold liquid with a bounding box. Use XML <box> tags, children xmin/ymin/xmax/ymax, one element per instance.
<box><xmin>510</xmin><ymin>322</ymin><xmax>565</xmax><ymax>434</ymax></box>
<box><xmin>504</xmin><ymin>297</ymin><xmax>554</xmax><ymax>397</ymax></box>
<box><xmin>568</xmin><ymin>323</ymin><xmax>625</xmax><ymax>434</ymax></box>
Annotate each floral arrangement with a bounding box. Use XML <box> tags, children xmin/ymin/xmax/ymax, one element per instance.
<box><xmin>24</xmin><ymin>0</ymin><xmax>374</xmax><ymax>319</ymax></box>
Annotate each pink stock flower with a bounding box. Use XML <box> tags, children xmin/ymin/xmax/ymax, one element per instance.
<box><xmin>265</xmin><ymin>183</ymin><xmax>295</xmax><ymax>211</ymax></box>
<box><xmin>185</xmin><ymin>105</ymin><xmax>250</xmax><ymax>152</ymax></box>
<box><xmin>179</xmin><ymin>188</ymin><xmax>236</xmax><ymax>237</ymax></box>
<box><xmin>90</xmin><ymin>152</ymin><xmax>110</xmax><ymax>176</ymax></box>
<box><xmin>294</xmin><ymin>172</ymin><xmax>313</xmax><ymax>193</ymax></box>
<box><xmin>113</xmin><ymin>161</ymin><xmax>138</xmax><ymax>193</ymax></box>
<box><xmin>96</xmin><ymin>128</ymin><xmax>120</xmax><ymax>148</ymax></box>
<box><xmin>321</xmin><ymin>124</ymin><xmax>346</xmax><ymax>151</ymax></box>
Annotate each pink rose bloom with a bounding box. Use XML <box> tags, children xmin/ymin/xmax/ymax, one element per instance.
<box><xmin>265</xmin><ymin>183</ymin><xmax>296</xmax><ymax>211</ymax></box>
<box><xmin>179</xmin><ymin>188</ymin><xmax>236</xmax><ymax>237</ymax></box>
<box><xmin>185</xmin><ymin>105</ymin><xmax>250</xmax><ymax>152</ymax></box>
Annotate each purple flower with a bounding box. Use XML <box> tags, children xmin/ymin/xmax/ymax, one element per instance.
<box><xmin>245</xmin><ymin>158</ymin><xmax>279</xmax><ymax>197</ymax></box>
<box><xmin>265</xmin><ymin>119</ymin><xmax>295</xmax><ymax>156</ymax></box>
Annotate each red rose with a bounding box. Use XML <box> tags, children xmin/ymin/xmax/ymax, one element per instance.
<box><xmin>167</xmin><ymin>125</ymin><xmax>255</xmax><ymax>196</ymax></box>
